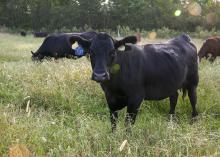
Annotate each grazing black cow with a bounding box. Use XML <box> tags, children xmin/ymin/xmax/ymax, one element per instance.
<box><xmin>33</xmin><ymin>32</ymin><xmax>48</xmax><ymax>38</ymax></box>
<box><xmin>69</xmin><ymin>33</ymin><xmax>199</xmax><ymax>132</ymax></box>
<box><xmin>31</xmin><ymin>31</ymin><xmax>97</xmax><ymax>61</ymax></box>
<box><xmin>20</xmin><ymin>31</ymin><xmax>27</xmax><ymax>37</ymax></box>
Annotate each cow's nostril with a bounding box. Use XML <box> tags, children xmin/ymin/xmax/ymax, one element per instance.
<box><xmin>92</xmin><ymin>72</ymin><xmax>109</xmax><ymax>82</ymax></box>
<box><xmin>94</xmin><ymin>72</ymin><xmax>106</xmax><ymax>77</ymax></box>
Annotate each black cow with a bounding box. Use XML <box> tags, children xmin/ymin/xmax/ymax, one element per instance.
<box><xmin>31</xmin><ymin>31</ymin><xmax>97</xmax><ymax>61</ymax></box>
<box><xmin>69</xmin><ymin>33</ymin><xmax>199</xmax><ymax>132</ymax></box>
<box><xmin>34</xmin><ymin>32</ymin><xmax>48</xmax><ymax>38</ymax></box>
<box><xmin>20</xmin><ymin>31</ymin><xmax>27</xmax><ymax>37</ymax></box>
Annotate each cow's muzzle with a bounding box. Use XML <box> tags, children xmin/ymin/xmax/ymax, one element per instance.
<box><xmin>91</xmin><ymin>72</ymin><xmax>110</xmax><ymax>82</ymax></box>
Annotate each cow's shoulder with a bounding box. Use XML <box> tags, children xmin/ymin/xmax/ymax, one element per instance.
<box><xmin>44</xmin><ymin>34</ymin><xmax>59</xmax><ymax>41</ymax></box>
<box><xmin>205</xmin><ymin>38</ymin><xmax>215</xmax><ymax>43</ymax></box>
<box><xmin>205</xmin><ymin>36</ymin><xmax>220</xmax><ymax>43</ymax></box>
<box><xmin>116</xmin><ymin>44</ymin><xmax>145</xmax><ymax>62</ymax></box>
<box><xmin>143</xmin><ymin>44</ymin><xmax>159</xmax><ymax>52</ymax></box>
<box><xmin>202</xmin><ymin>38</ymin><xmax>218</xmax><ymax>48</ymax></box>
<box><xmin>125</xmin><ymin>44</ymin><xmax>143</xmax><ymax>51</ymax></box>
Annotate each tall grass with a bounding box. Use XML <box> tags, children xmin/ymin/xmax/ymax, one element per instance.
<box><xmin>0</xmin><ymin>33</ymin><xmax>219</xmax><ymax>157</ymax></box>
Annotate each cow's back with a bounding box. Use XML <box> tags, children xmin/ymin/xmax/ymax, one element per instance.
<box><xmin>143</xmin><ymin>44</ymin><xmax>192</xmax><ymax>99</ymax></box>
<box><xmin>36</xmin><ymin>34</ymin><xmax>72</xmax><ymax>56</ymax></box>
<box><xmin>36</xmin><ymin>31</ymin><xmax>98</xmax><ymax>57</ymax></box>
<box><xmin>204</xmin><ymin>37</ymin><xmax>220</xmax><ymax>53</ymax></box>
<box><xmin>107</xmin><ymin>40</ymin><xmax>198</xmax><ymax>100</ymax></box>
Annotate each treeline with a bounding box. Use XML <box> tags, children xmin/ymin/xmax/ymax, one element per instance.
<box><xmin>0</xmin><ymin>0</ymin><xmax>220</xmax><ymax>32</ymax></box>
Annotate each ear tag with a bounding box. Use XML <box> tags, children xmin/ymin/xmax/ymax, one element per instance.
<box><xmin>75</xmin><ymin>45</ymin><xmax>84</xmax><ymax>56</ymax></box>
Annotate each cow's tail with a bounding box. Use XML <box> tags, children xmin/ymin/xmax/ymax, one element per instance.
<box><xmin>182</xmin><ymin>87</ymin><xmax>187</xmax><ymax>100</ymax></box>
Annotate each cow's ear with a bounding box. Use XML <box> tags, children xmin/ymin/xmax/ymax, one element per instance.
<box><xmin>31</xmin><ymin>51</ymin><xmax>34</xmax><ymax>55</ymax></box>
<box><xmin>69</xmin><ymin>35</ymin><xmax>91</xmax><ymax>49</ymax></box>
<box><xmin>114</xmin><ymin>36</ymin><xmax>137</xmax><ymax>49</ymax></box>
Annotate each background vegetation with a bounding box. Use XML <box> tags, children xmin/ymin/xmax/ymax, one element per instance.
<box><xmin>0</xmin><ymin>33</ymin><xmax>219</xmax><ymax>157</ymax></box>
<box><xmin>0</xmin><ymin>0</ymin><xmax>220</xmax><ymax>33</ymax></box>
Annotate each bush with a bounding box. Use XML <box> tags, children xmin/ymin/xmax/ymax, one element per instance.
<box><xmin>155</xmin><ymin>27</ymin><xmax>181</xmax><ymax>38</ymax></box>
<box><xmin>1</xmin><ymin>25</ymin><xmax>220</xmax><ymax>39</ymax></box>
<box><xmin>191</xmin><ymin>26</ymin><xmax>220</xmax><ymax>39</ymax></box>
<box><xmin>117</xmin><ymin>25</ymin><xmax>136</xmax><ymax>37</ymax></box>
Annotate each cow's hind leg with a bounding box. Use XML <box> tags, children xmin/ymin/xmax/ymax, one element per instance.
<box><xmin>169</xmin><ymin>92</ymin><xmax>178</xmax><ymax>115</ymax></box>
<box><xmin>188</xmin><ymin>86</ymin><xmax>198</xmax><ymax>117</ymax></box>
<box><xmin>169</xmin><ymin>92</ymin><xmax>178</xmax><ymax>120</ymax></box>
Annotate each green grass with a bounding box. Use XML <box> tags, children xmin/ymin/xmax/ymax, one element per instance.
<box><xmin>0</xmin><ymin>33</ymin><xmax>220</xmax><ymax>157</ymax></box>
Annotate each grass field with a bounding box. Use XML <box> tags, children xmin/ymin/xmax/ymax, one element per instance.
<box><xmin>0</xmin><ymin>33</ymin><xmax>220</xmax><ymax>157</ymax></box>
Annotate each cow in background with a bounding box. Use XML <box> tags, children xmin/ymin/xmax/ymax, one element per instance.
<box><xmin>20</xmin><ymin>31</ymin><xmax>27</xmax><ymax>37</ymax></box>
<box><xmin>31</xmin><ymin>31</ymin><xmax>97</xmax><ymax>61</ymax></box>
<box><xmin>33</xmin><ymin>32</ymin><xmax>48</xmax><ymax>38</ymax></box>
<box><xmin>198</xmin><ymin>36</ymin><xmax>220</xmax><ymax>62</ymax></box>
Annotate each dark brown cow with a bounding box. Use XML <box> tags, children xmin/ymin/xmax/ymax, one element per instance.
<box><xmin>198</xmin><ymin>36</ymin><xmax>220</xmax><ymax>62</ymax></box>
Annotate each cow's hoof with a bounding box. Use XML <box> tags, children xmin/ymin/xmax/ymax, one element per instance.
<box><xmin>190</xmin><ymin>113</ymin><xmax>199</xmax><ymax>124</ymax></box>
<box><xmin>168</xmin><ymin>114</ymin><xmax>178</xmax><ymax>123</ymax></box>
<box><xmin>192</xmin><ymin>111</ymin><xmax>198</xmax><ymax>118</ymax></box>
<box><xmin>111</xmin><ymin>128</ymin><xmax>116</xmax><ymax>133</ymax></box>
<box><xmin>125</xmin><ymin>127</ymin><xmax>132</xmax><ymax>135</ymax></box>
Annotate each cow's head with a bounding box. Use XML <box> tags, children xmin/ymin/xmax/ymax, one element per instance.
<box><xmin>198</xmin><ymin>41</ymin><xmax>209</xmax><ymax>62</ymax></box>
<box><xmin>198</xmin><ymin>51</ymin><xmax>207</xmax><ymax>62</ymax></box>
<box><xmin>31</xmin><ymin>51</ymin><xmax>43</xmax><ymax>61</ymax></box>
<box><xmin>69</xmin><ymin>33</ymin><xmax>137</xmax><ymax>82</ymax></box>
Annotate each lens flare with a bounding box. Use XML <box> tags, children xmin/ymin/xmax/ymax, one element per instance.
<box><xmin>217</xmin><ymin>0</ymin><xmax>220</xmax><ymax>8</ymax></box>
<box><xmin>148</xmin><ymin>32</ymin><xmax>157</xmax><ymax>40</ymax></box>
<box><xmin>188</xmin><ymin>2</ymin><xmax>202</xmax><ymax>16</ymax></box>
<box><xmin>205</xmin><ymin>13</ymin><xmax>217</xmax><ymax>25</ymax></box>
<box><xmin>174</xmin><ymin>10</ymin><xmax>182</xmax><ymax>17</ymax></box>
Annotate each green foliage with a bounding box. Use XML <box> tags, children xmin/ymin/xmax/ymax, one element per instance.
<box><xmin>191</xmin><ymin>26</ymin><xmax>220</xmax><ymax>39</ymax></box>
<box><xmin>1</xmin><ymin>0</ymin><xmax>220</xmax><ymax>32</ymax></box>
<box><xmin>155</xmin><ymin>27</ymin><xmax>181</xmax><ymax>38</ymax></box>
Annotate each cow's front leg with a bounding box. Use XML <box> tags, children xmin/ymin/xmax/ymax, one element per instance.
<box><xmin>188</xmin><ymin>86</ymin><xmax>198</xmax><ymax>117</ymax></box>
<box><xmin>125</xmin><ymin>94</ymin><xmax>143</xmax><ymax>133</ymax></box>
<box><xmin>105</xmin><ymin>94</ymin><xmax>127</xmax><ymax>132</ymax></box>
<box><xmin>110</xmin><ymin>110</ymin><xmax>118</xmax><ymax>132</ymax></box>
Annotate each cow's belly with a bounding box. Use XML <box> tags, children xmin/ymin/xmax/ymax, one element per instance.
<box><xmin>143</xmin><ymin>63</ymin><xmax>186</xmax><ymax>100</ymax></box>
<box><xmin>144</xmin><ymin>82</ymin><xmax>182</xmax><ymax>100</ymax></box>
<box><xmin>144</xmin><ymin>89</ymin><xmax>175</xmax><ymax>100</ymax></box>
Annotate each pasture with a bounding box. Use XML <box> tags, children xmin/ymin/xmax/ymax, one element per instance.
<box><xmin>0</xmin><ymin>33</ymin><xmax>220</xmax><ymax>157</ymax></box>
